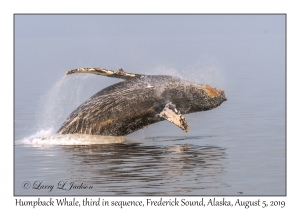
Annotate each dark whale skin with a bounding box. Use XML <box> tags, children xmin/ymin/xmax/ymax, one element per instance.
<box><xmin>57</xmin><ymin>75</ymin><xmax>226</xmax><ymax>136</ymax></box>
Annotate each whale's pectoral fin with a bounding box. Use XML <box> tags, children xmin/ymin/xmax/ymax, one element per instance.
<box><xmin>65</xmin><ymin>68</ymin><xmax>145</xmax><ymax>80</ymax></box>
<box><xmin>159</xmin><ymin>102</ymin><xmax>189</xmax><ymax>133</ymax></box>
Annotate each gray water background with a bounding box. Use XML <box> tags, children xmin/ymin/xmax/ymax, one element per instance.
<box><xmin>14</xmin><ymin>15</ymin><xmax>285</xmax><ymax>195</ymax></box>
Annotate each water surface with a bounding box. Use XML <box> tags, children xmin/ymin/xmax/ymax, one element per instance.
<box><xmin>14</xmin><ymin>15</ymin><xmax>285</xmax><ymax>196</ymax></box>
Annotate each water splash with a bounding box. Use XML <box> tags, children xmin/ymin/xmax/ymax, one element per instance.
<box><xmin>35</xmin><ymin>74</ymin><xmax>102</xmax><ymax>131</ymax></box>
<box><xmin>23</xmin><ymin>73</ymin><xmax>120</xmax><ymax>145</ymax></box>
<box><xmin>35</xmin><ymin>76</ymin><xmax>68</xmax><ymax>130</ymax></box>
<box><xmin>152</xmin><ymin>56</ymin><xmax>224</xmax><ymax>87</ymax></box>
<box><xmin>15</xmin><ymin>128</ymin><xmax>125</xmax><ymax>146</ymax></box>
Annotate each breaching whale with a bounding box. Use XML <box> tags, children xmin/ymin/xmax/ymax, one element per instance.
<box><xmin>57</xmin><ymin>68</ymin><xmax>227</xmax><ymax>136</ymax></box>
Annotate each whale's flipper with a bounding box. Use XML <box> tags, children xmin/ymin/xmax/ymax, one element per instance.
<box><xmin>65</xmin><ymin>68</ymin><xmax>145</xmax><ymax>80</ymax></box>
<box><xmin>159</xmin><ymin>102</ymin><xmax>189</xmax><ymax>132</ymax></box>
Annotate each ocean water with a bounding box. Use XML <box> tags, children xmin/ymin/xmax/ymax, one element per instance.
<box><xmin>14</xmin><ymin>64</ymin><xmax>285</xmax><ymax>196</ymax></box>
<box><xmin>14</xmin><ymin>15</ymin><xmax>285</xmax><ymax>196</ymax></box>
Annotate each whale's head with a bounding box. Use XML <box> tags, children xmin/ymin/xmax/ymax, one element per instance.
<box><xmin>158</xmin><ymin>76</ymin><xmax>226</xmax><ymax>114</ymax></box>
<box><xmin>186</xmin><ymin>83</ymin><xmax>227</xmax><ymax>113</ymax></box>
<box><xmin>167</xmin><ymin>82</ymin><xmax>227</xmax><ymax>114</ymax></box>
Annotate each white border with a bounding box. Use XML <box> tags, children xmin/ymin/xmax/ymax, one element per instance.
<box><xmin>2</xmin><ymin>0</ymin><xmax>298</xmax><ymax>209</ymax></box>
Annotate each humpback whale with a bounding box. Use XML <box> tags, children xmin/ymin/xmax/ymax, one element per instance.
<box><xmin>58</xmin><ymin>68</ymin><xmax>227</xmax><ymax>136</ymax></box>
